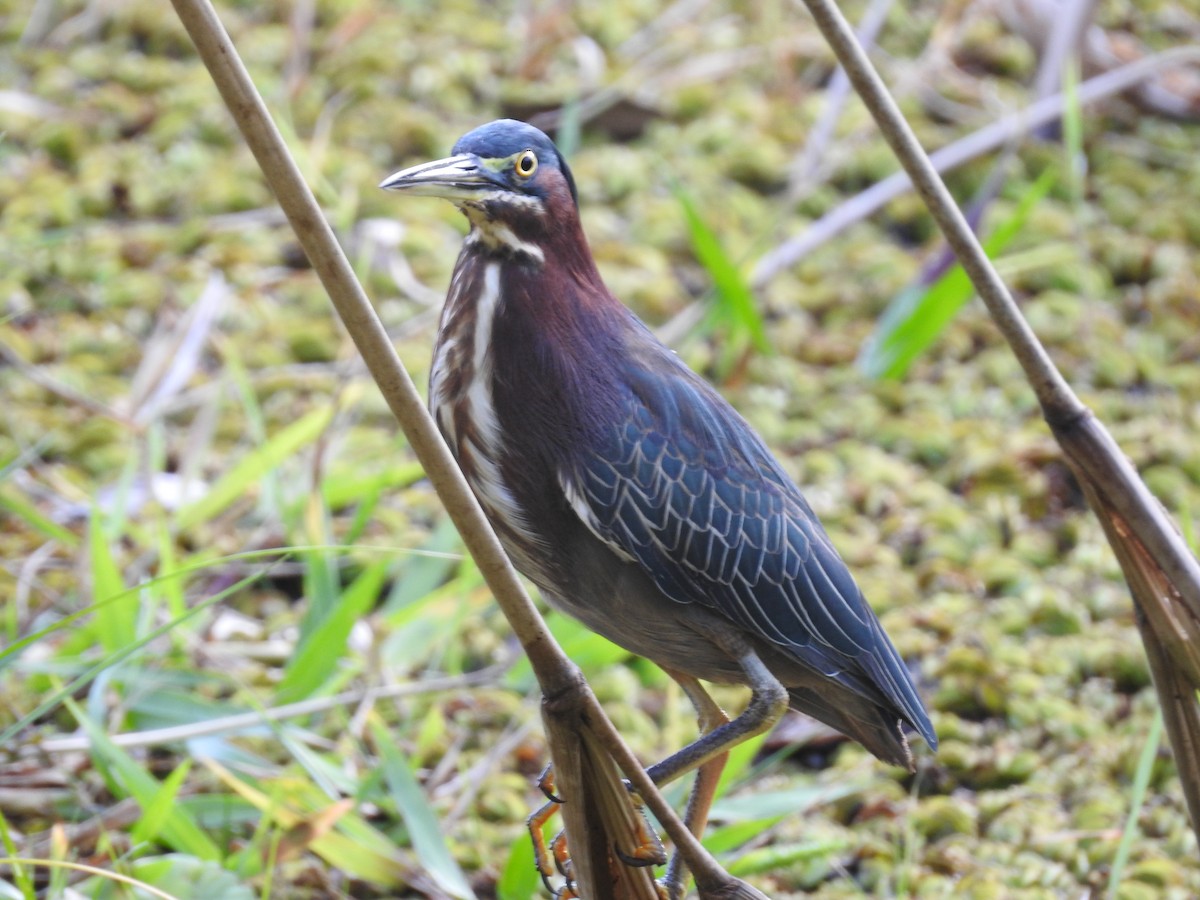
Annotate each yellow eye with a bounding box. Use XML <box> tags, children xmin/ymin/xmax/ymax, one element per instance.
<box><xmin>515</xmin><ymin>150</ymin><xmax>538</xmax><ymax>178</ymax></box>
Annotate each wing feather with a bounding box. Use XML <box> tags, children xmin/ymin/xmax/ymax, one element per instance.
<box><xmin>560</xmin><ymin>345</ymin><xmax>935</xmax><ymax>747</ymax></box>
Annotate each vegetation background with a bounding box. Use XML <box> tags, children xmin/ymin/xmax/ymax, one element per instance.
<box><xmin>2</xmin><ymin>0</ymin><xmax>1200</xmax><ymax>897</ymax></box>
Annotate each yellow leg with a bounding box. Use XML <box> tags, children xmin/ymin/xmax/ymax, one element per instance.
<box><xmin>660</xmin><ymin>670</ymin><xmax>732</xmax><ymax>899</ymax></box>
<box><xmin>529</xmin><ymin>632</ymin><xmax>786</xmax><ymax>898</ymax></box>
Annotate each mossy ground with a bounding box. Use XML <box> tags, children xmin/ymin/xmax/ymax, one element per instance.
<box><xmin>2</xmin><ymin>1</ymin><xmax>1199</xmax><ymax>897</ymax></box>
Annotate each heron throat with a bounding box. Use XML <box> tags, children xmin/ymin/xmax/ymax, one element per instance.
<box><xmin>460</xmin><ymin>204</ymin><xmax>547</xmax><ymax>265</ymax></box>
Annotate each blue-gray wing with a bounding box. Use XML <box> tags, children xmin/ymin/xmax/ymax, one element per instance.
<box><xmin>563</xmin><ymin>347</ymin><xmax>934</xmax><ymax>747</ymax></box>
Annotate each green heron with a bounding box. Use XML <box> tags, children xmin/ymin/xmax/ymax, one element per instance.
<box><xmin>381</xmin><ymin>119</ymin><xmax>936</xmax><ymax>891</ymax></box>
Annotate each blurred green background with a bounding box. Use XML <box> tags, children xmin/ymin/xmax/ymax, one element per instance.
<box><xmin>2</xmin><ymin>0</ymin><xmax>1200</xmax><ymax>897</ymax></box>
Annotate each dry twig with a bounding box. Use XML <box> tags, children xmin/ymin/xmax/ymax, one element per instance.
<box><xmin>798</xmin><ymin>0</ymin><xmax>1200</xmax><ymax>844</ymax></box>
<box><xmin>754</xmin><ymin>43</ymin><xmax>1200</xmax><ymax>285</ymax></box>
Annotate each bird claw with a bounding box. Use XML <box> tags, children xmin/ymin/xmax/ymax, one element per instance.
<box><xmin>528</xmin><ymin>765</ymin><xmax>667</xmax><ymax>896</ymax></box>
<box><xmin>536</xmin><ymin>764</ymin><xmax>564</xmax><ymax>803</ymax></box>
<box><xmin>613</xmin><ymin>841</ymin><xmax>665</xmax><ymax>868</ymax></box>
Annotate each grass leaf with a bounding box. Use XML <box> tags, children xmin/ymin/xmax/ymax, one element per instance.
<box><xmin>276</xmin><ymin>561</ymin><xmax>387</xmax><ymax>702</ymax></box>
<box><xmin>89</xmin><ymin>514</ymin><xmax>135</xmax><ymax>655</ymax></box>
<box><xmin>674</xmin><ymin>185</ymin><xmax>770</xmax><ymax>363</ymax></box>
<box><xmin>505</xmin><ymin>610</ymin><xmax>630</xmax><ymax>692</ymax></box>
<box><xmin>714</xmin><ymin>732</ymin><xmax>769</xmax><ymax>799</ymax></box>
<box><xmin>0</xmin><ymin>566</ymin><xmax>269</xmax><ymax>747</ymax></box>
<box><xmin>0</xmin><ymin>808</ymin><xmax>36</xmax><ymax>899</ymax></box>
<box><xmin>132</xmin><ymin>759</ymin><xmax>194</xmax><ymax>845</ymax></box>
<box><xmin>369</xmin><ymin>719</ymin><xmax>476</xmax><ymax>899</ymax></box>
<box><xmin>726</xmin><ymin>839</ymin><xmax>846</xmax><ymax>877</ymax></box>
<box><xmin>703</xmin><ymin>815</ymin><xmax>784</xmax><ymax>855</ymax></box>
<box><xmin>709</xmin><ymin>782</ymin><xmax>860</xmax><ymax>822</ymax></box>
<box><xmin>0</xmin><ymin>487</ymin><xmax>79</xmax><ymax>546</ymax></box>
<box><xmin>66</xmin><ymin>697</ymin><xmax>222</xmax><ymax>861</ymax></box>
<box><xmin>859</xmin><ymin>168</ymin><xmax>1056</xmax><ymax>380</ymax></box>
<box><xmin>1062</xmin><ymin>54</ymin><xmax>1085</xmax><ymax>206</ymax></box>
<box><xmin>204</xmin><ymin>758</ymin><xmax>409</xmax><ymax>886</ymax></box>
<box><xmin>496</xmin><ymin>834</ymin><xmax>539</xmax><ymax>900</ymax></box>
<box><xmin>122</xmin><ymin>855</ymin><xmax>255</xmax><ymax>900</ymax></box>
<box><xmin>174</xmin><ymin>406</ymin><xmax>334</xmax><ymax>531</ymax></box>
<box><xmin>1108</xmin><ymin>710</ymin><xmax>1164</xmax><ymax>898</ymax></box>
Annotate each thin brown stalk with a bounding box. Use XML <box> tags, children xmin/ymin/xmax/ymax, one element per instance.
<box><xmin>1030</xmin><ymin>0</ymin><xmax>1100</xmax><ymax>104</ymax></box>
<box><xmin>540</xmin><ymin>701</ymin><xmax>660</xmax><ymax>900</ymax></box>
<box><xmin>37</xmin><ymin>668</ymin><xmax>504</xmax><ymax>753</ymax></box>
<box><xmin>0</xmin><ymin>341</ymin><xmax>131</xmax><ymax>425</ymax></box>
<box><xmin>788</xmin><ymin>0</ymin><xmax>894</xmax><ymax>194</ymax></box>
<box><xmin>798</xmin><ymin>0</ymin><xmax>1200</xmax><ymax>844</ymax></box>
<box><xmin>540</xmin><ymin>673</ymin><xmax>770</xmax><ymax>899</ymax></box>
<box><xmin>753</xmin><ymin>43</ymin><xmax>1200</xmax><ymax>286</ymax></box>
<box><xmin>166</xmin><ymin>0</ymin><xmax>762</xmax><ymax>895</ymax></box>
<box><xmin>168</xmin><ymin>0</ymin><xmax>559</xmax><ymax>673</ymax></box>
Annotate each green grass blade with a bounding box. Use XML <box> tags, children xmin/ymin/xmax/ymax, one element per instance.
<box><xmin>156</xmin><ymin>523</ymin><xmax>187</xmax><ymax>621</ymax></box>
<box><xmin>555</xmin><ymin>98</ymin><xmax>581</xmax><ymax>161</ymax></box>
<box><xmin>0</xmin><ymin>487</ymin><xmax>78</xmax><ymax>546</ymax></box>
<box><xmin>496</xmin><ymin>834</ymin><xmax>539</xmax><ymax>900</ymax></box>
<box><xmin>89</xmin><ymin>514</ymin><xmax>136</xmax><ymax>655</ymax></box>
<box><xmin>709</xmin><ymin>782</ymin><xmax>860</xmax><ymax>822</ymax></box>
<box><xmin>0</xmin><ymin>859</ymin><xmax>181</xmax><ymax>900</ymax></box>
<box><xmin>174</xmin><ymin>406</ymin><xmax>334</xmax><ymax>531</ymax></box>
<box><xmin>369</xmin><ymin>719</ymin><xmax>475</xmax><ymax>900</ymax></box>
<box><xmin>859</xmin><ymin>168</ymin><xmax>1056</xmax><ymax>380</ymax></box>
<box><xmin>0</xmin><ymin>808</ymin><xmax>36</xmax><ymax>899</ymax></box>
<box><xmin>1062</xmin><ymin>54</ymin><xmax>1085</xmax><ymax>206</ymax></box>
<box><xmin>298</xmin><ymin>540</ymin><xmax>339</xmax><ymax>647</ymax></box>
<box><xmin>322</xmin><ymin>462</ymin><xmax>423</xmax><ymax>511</ymax></box>
<box><xmin>703</xmin><ymin>815</ymin><xmax>784</xmax><ymax>855</ymax></box>
<box><xmin>204</xmin><ymin>759</ymin><xmax>408</xmax><ymax>886</ymax></box>
<box><xmin>132</xmin><ymin>759</ymin><xmax>194</xmax><ymax>845</ymax></box>
<box><xmin>65</xmin><ymin>697</ymin><xmax>222</xmax><ymax>861</ymax></box>
<box><xmin>726</xmin><ymin>839</ymin><xmax>846</xmax><ymax>877</ymax></box>
<box><xmin>505</xmin><ymin>610</ymin><xmax>630</xmax><ymax>691</ymax></box>
<box><xmin>276</xmin><ymin>561</ymin><xmax>388</xmax><ymax>703</ymax></box>
<box><xmin>714</xmin><ymin>732</ymin><xmax>769</xmax><ymax>799</ymax></box>
<box><xmin>1108</xmin><ymin>710</ymin><xmax>1164</xmax><ymax>899</ymax></box>
<box><xmin>325</xmin><ymin>463</ymin><xmax>424</xmax><ymax>547</ymax></box>
<box><xmin>0</xmin><ymin>548</ymin><xmax>311</xmax><ymax>668</ymax></box>
<box><xmin>0</xmin><ymin>565</ymin><xmax>272</xmax><ymax>746</ymax></box>
<box><xmin>383</xmin><ymin>517</ymin><xmax>462</xmax><ymax>612</ymax></box>
<box><xmin>674</xmin><ymin>185</ymin><xmax>770</xmax><ymax>357</ymax></box>
<box><xmin>125</xmin><ymin>855</ymin><xmax>255</xmax><ymax>900</ymax></box>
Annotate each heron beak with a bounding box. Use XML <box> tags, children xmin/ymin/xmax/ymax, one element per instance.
<box><xmin>378</xmin><ymin>153</ymin><xmax>503</xmax><ymax>201</ymax></box>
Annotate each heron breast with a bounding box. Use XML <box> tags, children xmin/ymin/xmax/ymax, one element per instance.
<box><xmin>430</xmin><ymin>258</ymin><xmax>547</xmax><ymax>580</ymax></box>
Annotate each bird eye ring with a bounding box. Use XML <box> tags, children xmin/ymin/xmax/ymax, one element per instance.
<box><xmin>515</xmin><ymin>150</ymin><xmax>538</xmax><ymax>178</ymax></box>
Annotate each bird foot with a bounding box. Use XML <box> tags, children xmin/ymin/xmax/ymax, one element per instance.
<box><xmin>528</xmin><ymin>765</ymin><xmax>667</xmax><ymax>897</ymax></box>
